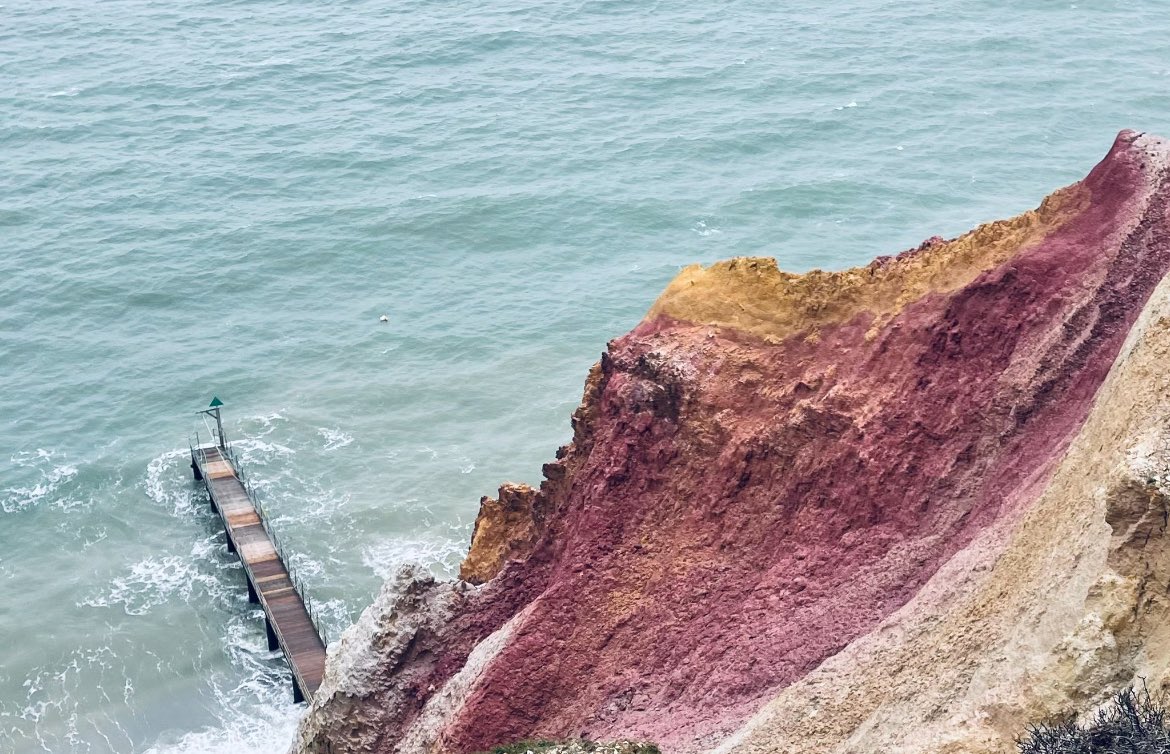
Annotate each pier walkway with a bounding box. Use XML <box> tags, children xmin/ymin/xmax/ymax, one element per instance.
<box><xmin>189</xmin><ymin>417</ymin><xmax>328</xmax><ymax>704</ymax></box>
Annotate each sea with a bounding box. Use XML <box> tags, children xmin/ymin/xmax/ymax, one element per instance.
<box><xmin>2</xmin><ymin>0</ymin><xmax>1168</xmax><ymax>751</ymax></box>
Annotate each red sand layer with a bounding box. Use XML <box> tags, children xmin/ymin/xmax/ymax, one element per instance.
<box><xmin>361</xmin><ymin>132</ymin><xmax>1170</xmax><ymax>753</ymax></box>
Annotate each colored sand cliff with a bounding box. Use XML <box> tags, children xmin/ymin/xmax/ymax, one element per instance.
<box><xmin>294</xmin><ymin>130</ymin><xmax>1170</xmax><ymax>753</ymax></box>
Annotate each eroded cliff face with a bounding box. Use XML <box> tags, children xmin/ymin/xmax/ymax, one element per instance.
<box><xmin>295</xmin><ymin>130</ymin><xmax>1170</xmax><ymax>754</ymax></box>
<box><xmin>459</xmin><ymin>483</ymin><xmax>544</xmax><ymax>585</ymax></box>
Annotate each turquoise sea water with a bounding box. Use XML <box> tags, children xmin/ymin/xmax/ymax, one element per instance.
<box><xmin>3</xmin><ymin>1</ymin><xmax>1170</xmax><ymax>751</ymax></box>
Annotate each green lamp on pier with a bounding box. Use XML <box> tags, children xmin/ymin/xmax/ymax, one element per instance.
<box><xmin>198</xmin><ymin>396</ymin><xmax>227</xmax><ymax>449</ymax></box>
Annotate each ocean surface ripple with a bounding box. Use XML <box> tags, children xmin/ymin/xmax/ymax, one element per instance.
<box><xmin>2</xmin><ymin>0</ymin><xmax>1169</xmax><ymax>751</ymax></box>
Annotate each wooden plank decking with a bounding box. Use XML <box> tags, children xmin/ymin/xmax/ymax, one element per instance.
<box><xmin>191</xmin><ymin>444</ymin><xmax>326</xmax><ymax>703</ymax></box>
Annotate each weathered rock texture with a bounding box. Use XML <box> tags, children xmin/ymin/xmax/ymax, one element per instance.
<box><xmin>295</xmin><ymin>130</ymin><xmax>1170</xmax><ymax>754</ymax></box>
<box><xmin>459</xmin><ymin>483</ymin><xmax>544</xmax><ymax>585</ymax></box>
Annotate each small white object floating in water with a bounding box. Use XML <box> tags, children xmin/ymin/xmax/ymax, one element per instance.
<box><xmin>379</xmin><ymin>314</ymin><xmax>389</xmax><ymax>323</ymax></box>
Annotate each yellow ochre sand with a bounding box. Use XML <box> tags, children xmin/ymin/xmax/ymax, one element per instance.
<box><xmin>646</xmin><ymin>185</ymin><xmax>1087</xmax><ymax>342</ymax></box>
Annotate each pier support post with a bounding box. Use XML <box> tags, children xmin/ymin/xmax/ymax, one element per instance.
<box><xmin>266</xmin><ymin>618</ymin><xmax>279</xmax><ymax>651</ymax></box>
<box><xmin>191</xmin><ymin>452</ymin><xmax>203</xmax><ymax>481</ymax></box>
<box><xmin>247</xmin><ymin>579</ymin><xmax>259</xmax><ymax>604</ymax></box>
<box><xmin>293</xmin><ymin>678</ymin><xmax>305</xmax><ymax>704</ymax></box>
<box><xmin>225</xmin><ymin>534</ymin><xmax>235</xmax><ymax>554</ymax></box>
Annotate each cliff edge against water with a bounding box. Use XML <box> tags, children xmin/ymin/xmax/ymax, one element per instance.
<box><xmin>295</xmin><ymin>130</ymin><xmax>1170</xmax><ymax>753</ymax></box>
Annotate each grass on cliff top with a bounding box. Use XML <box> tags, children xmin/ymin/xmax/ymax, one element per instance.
<box><xmin>1018</xmin><ymin>685</ymin><xmax>1170</xmax><ymax>753</ymax></box>
<box><xmin>478</xmin><ymin>740</ymin><xmax>660</xmax><ymax>754</ymax></box>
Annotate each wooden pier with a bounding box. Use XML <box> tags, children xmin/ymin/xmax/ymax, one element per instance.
<box><xmin>189</xmin><ymin>405</ymin><xmax>327</xmax><ymax>704</ymax></box>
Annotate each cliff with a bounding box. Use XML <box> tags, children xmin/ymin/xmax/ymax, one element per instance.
<box><xmin>294</xmin><ymin>130</ymin><xmax>1170</xmax><ymax>754</ymax></box>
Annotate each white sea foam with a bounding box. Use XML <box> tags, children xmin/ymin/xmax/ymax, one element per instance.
<box><xmin>692</xmin><ymin>219</ymin><xmax>721</xmax><ymax>236</ymax></box>
<box><xmin>248</xmin><ymin>411</ymin><xmax>286</xmax><ymax>437</ymax></box>
<box><xmin>232</xmin><ymin>438</ymin><xmax>296</xmax><ymax>461</ymax></box>
<box><xmin>318</xmin><ymin>427</ymin><xmax>354</xmax><ymax>451</ymax></box>
<box><xmin>285</xmin><ymin>551</ymin><xmax>325</xmax><ymax>580</ymax></box>
<box><xmin>80</xmin><ymin>542</ymin><xmax>232</xmax><ymax>616</ymax></box>
<box><xmin>145</xmin><ymin>664</ymin><xmax>301</xmax><ymax>754</ymax></box>
<box><xmin>146</xmin><ymin>709</ymin><xmax>301</xmax><ymax>754</ymax></box>
<box><xmin>80</xmin><ymin>529</ymin><xmax>239</xmax><ymax>618</ymax></box>
<box><xmin>51</xmin><ymin>483</ymin><xmax>305</xmax><ymax>752</ymax></box>
<box><xmin>3</xmin><ymin>449</ymin><xmax>79</xmax><ymax>513</ymax></box>
<box><xmin>147</xmin><ymin>609</ymin><xmax>302</xmax><ymax>754</ymax></box>
<box><xmin>362</xmin><ymin>535</ymin><xmax>465</xmax><ymax>580</ymax></box>
<box><xmin>145</xmin><ymin>448</ymin><xmax>199</xmax><ymax>517</ymax></box>
<box><xmin>10</xmin><ymin>645</ymin><xmax>136</xmax><ymax>753</ymax></box>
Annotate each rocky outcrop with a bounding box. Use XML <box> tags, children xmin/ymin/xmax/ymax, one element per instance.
<box><xmin>459</xmin><ymin>483</ymin><xmax>544</xmax><ymax>585</ymax></box>
<box><xmin>294</xmin><ymin>130</ymin><xmax>1170</xmax><ymax>754</ymax></box>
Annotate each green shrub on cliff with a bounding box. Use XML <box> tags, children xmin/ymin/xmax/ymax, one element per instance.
<box><xmin>479</xmin><ymin>740</ymin><xmax>659</xmax><ymax>754</ymax></box>
<box><xmin>1017</xmin><ymin>686</ymin><xmax>1170</xmax><ymax>753</ymax></box>
<box><xmin>484</xmin><ymin>741</ymin><xmax>562</xmax><ymax>754</ymax></box>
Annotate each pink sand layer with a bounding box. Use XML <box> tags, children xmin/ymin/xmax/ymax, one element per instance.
<box><xmin>378</xmin><ymin>132</ymin><xmax>1170</xmax><ymax>753</ymax></box>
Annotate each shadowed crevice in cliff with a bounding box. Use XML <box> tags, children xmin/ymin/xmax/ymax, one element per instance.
<box><xmin>294</xmin><ymin>131</ymin><xmax>1170</xmax><ymax>754</ymax></box>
